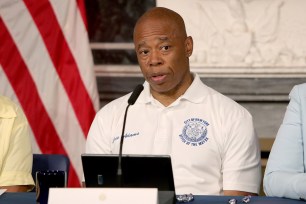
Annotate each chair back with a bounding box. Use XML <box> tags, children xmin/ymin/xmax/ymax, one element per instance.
<box><xmin>32</xmin><ymin>154</ymin><xmax>70</xmax><ymax>191</ymax></box>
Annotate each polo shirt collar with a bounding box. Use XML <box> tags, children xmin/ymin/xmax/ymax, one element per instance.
<box><xmin>137</xmin><ymin>73</ymin><xmax>209</xmax><ymax>105</ymax></box>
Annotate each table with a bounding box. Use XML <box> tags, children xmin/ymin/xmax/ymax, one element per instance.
<box><xmin>0</xmin><ymin>192</ymin><xmax>305</xmax><ymax>204</ymax></box>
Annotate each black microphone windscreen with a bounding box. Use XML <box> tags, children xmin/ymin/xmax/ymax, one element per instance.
<box><xmin>128</xmin><ymin>84</ymin><xmax>144</xmax><ymax>105</ymax></box>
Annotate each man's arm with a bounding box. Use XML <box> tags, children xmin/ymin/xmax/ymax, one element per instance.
<box><xmin>224</xmin><ymin>190</ymin><xmax>257</xmax><ymax>196</ymax></box>
<box><xmin>0</xmin><ymin>185</ymin><xmax>31</xmax><ymax>192</ymax></box>
<box><xmin>222</xmin><ymin>106</ymin><xmax>261</xmax><ymax>195</ymax></box>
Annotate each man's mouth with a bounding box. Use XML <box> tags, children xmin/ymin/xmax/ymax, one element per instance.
<box><xmin>150</xmin><ymin>74</ymin><xmax>166</xmax><ymax>83</ymax></box>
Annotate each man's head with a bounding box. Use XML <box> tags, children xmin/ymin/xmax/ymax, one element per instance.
<box><xmin>133</xmin><ymin>7</ymin><xmax>193</xmax><ymax>104</ymax></box>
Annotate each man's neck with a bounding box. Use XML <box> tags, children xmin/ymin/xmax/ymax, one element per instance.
<box><xmin>151</xmin><ymin>73</ymin><xmax>194</xmax><ymax>107</ymax></box>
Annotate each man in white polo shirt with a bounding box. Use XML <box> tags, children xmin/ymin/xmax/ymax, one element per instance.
<box><xmin>85</xmin><ymin>7</ymin><xmax>261</xmax><ymax>196</ymax></box>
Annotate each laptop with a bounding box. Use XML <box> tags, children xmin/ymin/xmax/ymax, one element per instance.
<box><xmin>81</xmin><ymin>154</ymin><xmax>176</xmax><ymax>204</ymax></box>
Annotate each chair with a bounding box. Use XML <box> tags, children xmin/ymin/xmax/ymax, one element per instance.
<box><xmin>32</xmin><ymin>154</ymin><xmax>70</xmax><ymax>191</ymax></box>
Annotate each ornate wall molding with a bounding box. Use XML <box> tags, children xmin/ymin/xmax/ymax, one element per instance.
<box><xmin>94</xmin><ymin>64</ymin><xmax>306</xmax><ymax>78</ymax></box>
<box><xmin>158</xmin><ymin>0</ymin><xmax>306</xmax><ymax>70</ymax></box>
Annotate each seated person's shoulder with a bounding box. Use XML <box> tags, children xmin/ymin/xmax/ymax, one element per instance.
<box><xmin>289</xmin><ymin>83</ymin><xmax>306</xmax><ymax>99</ymax></box>
<box><xmin>295</xmin><ymin>83</ymin><xmax>306</xmax><ymax>92</ymax></box>
<box><xmin>0</xmin><ymin>96</ymin><xmax>19</xmax><ymax>118</ymax></box>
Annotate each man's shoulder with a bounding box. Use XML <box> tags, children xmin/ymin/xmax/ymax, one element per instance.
<box><xmin>201</xmin><ymin>84</ymin><xmax>252</xmax><ymax>117</ymax></box>
<box><xmin>190</xmin><ymin>74</ymin><xmax>236</xmax><ymax>104</ymax></box>
<box><xmin>195</xmin><ymin>76</ymin><xmax>235</xmax><ymax>104</ymax></box>
<box><xmin>202</xmin><ymin>83</ymin><xmax>242</xmax><ymax>106</ymax></box>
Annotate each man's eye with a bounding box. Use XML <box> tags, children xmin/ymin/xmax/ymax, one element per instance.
<box><xmin>140</xmin><ymin>50</ymin><xmax>149</xmax><ymax>55</ymax></box>
<box><xmin>161</xmin><ymin>46</ymin><xmax>170</xmax><ymax>51</ymax></box>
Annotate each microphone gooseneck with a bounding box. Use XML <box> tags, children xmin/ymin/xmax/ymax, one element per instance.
<box><xmin>128</xmin><ymin>84</ymin><xmax>144</xmax><ymax>105</ymax></box>
<box><xmin>117</xmin><ymin>84</ymin><xmax>144</xmax><ymax>186</ymax></box>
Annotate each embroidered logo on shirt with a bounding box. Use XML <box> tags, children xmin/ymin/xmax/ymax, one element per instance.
<box><xmin>179</xmin><ymin>118</ymin><xmax>209</xmax><ymax>146</ymax></box>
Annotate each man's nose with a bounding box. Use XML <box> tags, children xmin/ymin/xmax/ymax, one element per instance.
<box><xmin>148</xmin><ymin>50</ymin><xmax>163</xmax><ymax>66</ymax></box>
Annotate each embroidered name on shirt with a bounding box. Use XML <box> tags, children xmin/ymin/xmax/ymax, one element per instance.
<box><xmin>112</xmin><ymin>132</ymin><xmax>140</xmax><ymax>143</ymax></box>
<box><xmin>179</xmin><ymin>118</ymin><xmax>209</xmax><ymax>146</ymax></box>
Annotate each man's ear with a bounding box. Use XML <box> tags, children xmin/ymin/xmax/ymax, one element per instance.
<box><xmin>185</xmin><ymin>36</ymin><xmax>193</xmax><ymax>57</ymax></box>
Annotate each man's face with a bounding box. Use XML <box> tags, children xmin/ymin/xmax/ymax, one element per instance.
<box><xmin>134</xmin><ymin>18</ymin><xmax>192</xmax><ymax>96</ymax></box>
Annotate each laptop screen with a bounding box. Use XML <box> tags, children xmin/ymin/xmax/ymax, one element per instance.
<box><xmin>81</xmin><ymin>154</ymin><xmax>175</xmax><ymax>192</ymax></box>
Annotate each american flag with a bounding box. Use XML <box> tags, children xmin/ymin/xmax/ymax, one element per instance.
<box><xmin>0</xmin><ymin>0</ymin><xmax>99</xmax><ymax>186</ymax></box>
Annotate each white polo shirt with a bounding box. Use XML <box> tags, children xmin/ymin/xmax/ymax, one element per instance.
<box><xmin>86</xmin><ymin>73</ymin><xmax>261</xmax><ymax>195</ymax></box>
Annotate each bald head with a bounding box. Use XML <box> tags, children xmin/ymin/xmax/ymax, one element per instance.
<box><xmin>133</xmin><ymin>7</ymin><xmax>187</xmax><ymax>41</ymax></box>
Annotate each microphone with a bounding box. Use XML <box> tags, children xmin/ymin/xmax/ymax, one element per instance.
<box><xmin>117</xmin><ymin>84</ymin><xmax>144</xmax><ymax>185</ymax></box>
<box><xmin>128</xmin><ymin>84</ymin><xmax>144</xmax><ymax>105</ymax></box>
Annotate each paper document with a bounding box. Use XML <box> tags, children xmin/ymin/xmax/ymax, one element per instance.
<box><xmin>0</xmin><ymin>189</ymin><xmax>6</xmax><ymax>196</ymax></box>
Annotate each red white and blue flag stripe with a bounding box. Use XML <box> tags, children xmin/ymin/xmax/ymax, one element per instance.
<box><xmin>0</xmin><ymin>0</ymin><xmax>99</xmax><ymax>186</ymax></box>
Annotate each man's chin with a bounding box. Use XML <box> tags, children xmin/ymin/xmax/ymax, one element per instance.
<box><xmin>150</xmin><ymin>85</ymin><xmax>172</xmax><ymax>95</ymax></box>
